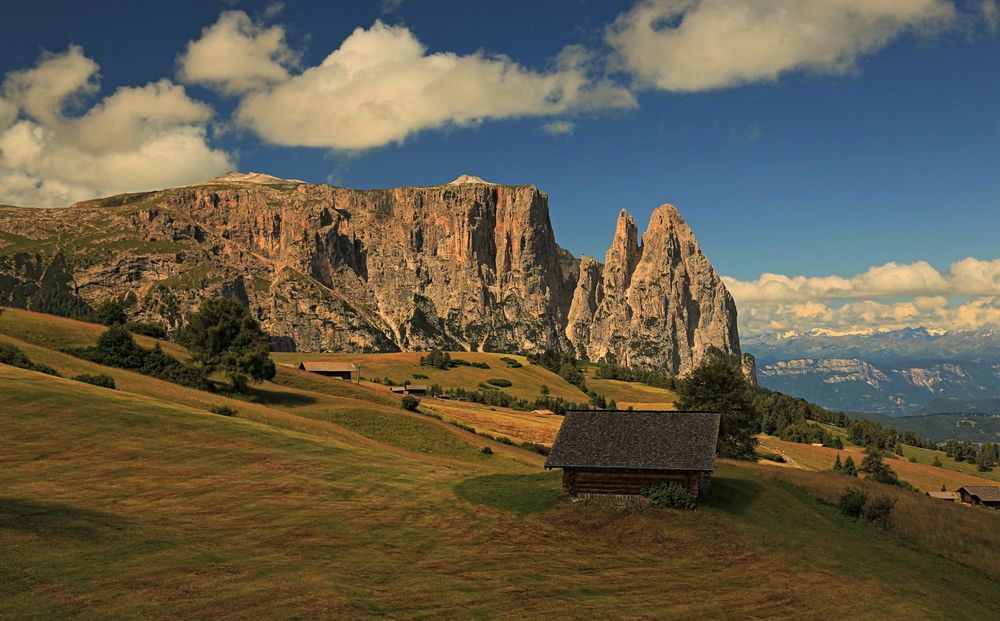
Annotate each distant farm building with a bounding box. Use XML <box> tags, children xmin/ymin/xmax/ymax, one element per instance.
<box><xmin>926</xmin><ymin>491</ymin><xmax>960</xmax><ymax>503</ymax></box>
<box><xmin>391</xmin><ymin>384</ymin><xmax>428</xmax><ymax>396</ymax></box>
<box><xmin>298</xmin><ymin>361</ymin><xmax>357</xmax><ymax>380</ymax></box>
<box><xmin>544</xmin><ymin>410</ymin><xmax>721</xmax><ymax>497</ymax></box>
<box><xmin>532</xmin><ymin>409</ymin><xmax>556</xmax><ymax>416</ymax></box>
<box><xmin>957</xmin><ymin>486</ymin><xmax>1000</xmax><ymax>508</ymax></box>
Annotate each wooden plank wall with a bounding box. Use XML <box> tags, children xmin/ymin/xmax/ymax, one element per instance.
<box><xmin>562</xmin><ymin>468</ymin><xmax>702</xmax><ymax>496</ymax></box>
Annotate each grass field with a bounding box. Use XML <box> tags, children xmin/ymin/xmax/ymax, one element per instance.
<box><xmin>273</xmin><ymin>351</ymin><xmax>589</xmax><ymax>402</ymax></box>
<box><xmin>582</xmin><ymin>370</ymin><xmax>677</xmax><ymax>410</ymax></box>
<box><xmin>2</xmin><ymin>308</ymin><xmax>1000</xmax><ymax>619</ymax></box>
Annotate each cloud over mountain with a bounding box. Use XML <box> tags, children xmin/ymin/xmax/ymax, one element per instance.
<box><xmin>181</xmin><ymin>13</ymin><xmax>635</xmax><ymax>150</ymax></box>
<box><xmin>0</xmin><ymin>46</ymin><xmax>232</xmax><ymax>208</ymax></box>
<box><xmin>726</xmin><ymin>257</ymin><xmax>1000</xmax><ymax>335</ymax></box>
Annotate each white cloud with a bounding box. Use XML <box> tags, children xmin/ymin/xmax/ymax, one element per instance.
<box><xmin>0</xmin><ymin>46</ymin><xmax>232</xmax><ymax>208</ymax></box>
<box><xmin>982</xmin><ymin>0</ymin><xmax>999</xmax><ymax>33</ymax></box>
<box><xmin>177</xmin><ymin>10</ymin><xmax>298</xmax><ymax>95</ymax></box>
<box><xmin>178</xmin><ymin>13</ymin><xmax>636</xmax><ymax>150</ymax></box>
<box><xmin>727</xmin><ymin>257</ymin><xmax>1000</xmax><ymax>335</ymax></box>
<box><xmin>722</xmin><ymin>258</ymin><xmax>1000</xmax><ymax>303</ymax></box>
<box><xmin>542</xmin><ymin>120</ymin><xmax>575</xmax><ymax>136</ymax></box>
<box><xmin>607</xmin><ymin>0</ymin><xmax>957</xmax><ymax>91</ymax></box>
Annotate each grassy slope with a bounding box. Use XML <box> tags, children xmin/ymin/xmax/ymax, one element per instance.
<box><xmin>4</xmin><ymin>366</ymin><xmax>1000</xmax><ymax>619</ymax></box>
<box><xmin>3</xmin><ymin>308</ymin><xmax>1000</xmax><ymax>618</ymax></box>
<box><xmin>582</xmin><ymin>366</ymin><xmax>678</xmax><ymax>410</ymax></box>
<box><xmin>273</xmin><ymin>351</ymin><xmax>588</xmax><ymax>402</ymax></box>
<box><xmin>757</xmin><ymin>436</ymin><xmax>998</xmax><ymax>492</ymax></box>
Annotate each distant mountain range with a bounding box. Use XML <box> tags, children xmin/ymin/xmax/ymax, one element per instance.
<box><xmin>745</xmin><ymin>327</ymin><xmax>1000</xmax><ymax>365</ymax></box>
<box><xmin>744</xmin><ymin>328</ymin><xmax>1000</xmax><ymax>420</ymax></box>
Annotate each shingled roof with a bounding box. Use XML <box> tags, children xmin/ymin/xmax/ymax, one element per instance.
<box><xmin>298</xmin><ymin>361</ymin><xmax>358</xmax><ymax>373</ymax></box>
<box><xmin>958</xmin><ymin>486</ymin><xmax>1000</xmax><ymax>502</ymax></box>
<box><xmin>544</xmin><ymin>410</ymin><xmax>721</xmax><ymax>472</ymax></box>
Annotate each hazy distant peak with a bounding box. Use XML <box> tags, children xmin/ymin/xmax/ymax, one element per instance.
<box><xmin>447</xmin><ymin>174</ymin><xmax>495</xmax><ymax>185</ymax></box>
<box><xmin>192</xmin><ymin>171</ymin><xmax>305</xmax><ymax>186</ymax></box>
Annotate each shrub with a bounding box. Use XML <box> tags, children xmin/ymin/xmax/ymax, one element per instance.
<box><xmin>401</xmin><ymin>395</ymin><xmax>420</xmax><ymax>411</ymax></box>
<box><xmin>412</xmin><ymin>373</ymin><xmax>428</xmax><ymax>379</ymax></box>
<box><xmin>480</xmin><ymin>446</ymin><xmax>493</xmax><ymax>456</ymax></box>
<box><xmin>210</xmin><ymin>405</ymin><xmax>238</xmax><ymax>417</ymax></box>
<box><xmin>931</xmin><ymin>456</ymin><xmax>943</xmax><ymax>467</ymax></box>
<box><xmin>838</xmin><ymin>486</ymin><xmax>869</xmax><ymax>518</ymax></box>
<box><xmin>92</xmin><ymin>299</ymin><xmax>127</xmax><ymax>326</ymax></box>
<box><xmin>69</xmin><ymin>326</ymin><xmax>209</xmax><ymax>390</ymax></box>
<box><xmin>761</xmin><ymin>452</ymin><xmax>786</xmax><ymax>463</ymax></box>
<box><xmin>642</xmin><ymin>482</ymin><xmax>697</xmax><ymax>510</ymax></box>
<box><xmin>73</xmin><ymin>373</ymin><xmax>116</xmax><ymax>389</ymax></box>
<box><xmin>486</xmin><ymin>378</ymin><xmax>512</xmax><ymax>387</ymax></box>
<box><xmin>500</xmin><ymin>356</ymin><xmax>523</xmax><ymax>368</ymax></box>
<box><xmin>126</xmin><ymin>321</ymin><xmax>168</xmax><ymax>339</ymax></box>
<box><xmin>0</xmin><ymin>342</ymin><xmax>61</xmax><ymax>376</ymax></box>
<box><xmin>861</xmin><ymin>493</ymin><xmax>896</xmax><ymax>529</ymax></box>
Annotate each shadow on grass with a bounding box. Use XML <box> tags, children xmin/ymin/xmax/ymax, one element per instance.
<box><xmin>0</xmin><ymin>498</ymin><xmax>126</xmax><ymax>541</ymax></box>
<box><xmin>455</xmin><ymin>472</ymin><xmax>563</xmax><ymax>514</ymax></box>
<box><xmin>242</xmin><ymin>386</ymin><xmax>318</xmax><ymax>407</ymax></box>
<box><xmin>701</xmin><ymin>476</ymin><xmax>763</xmax><ymax>515</ymax></box>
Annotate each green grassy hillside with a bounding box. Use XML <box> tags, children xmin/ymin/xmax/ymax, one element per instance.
<box><xmin>2</xmin><ymin>308</ymin><xmax>1000</xmax><ymax>619</ymax></box>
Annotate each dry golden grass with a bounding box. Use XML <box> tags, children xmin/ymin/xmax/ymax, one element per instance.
<box><xmin>4</xmin><ymin>308</ymin><xmax>1000</xmax><ymax>618</ymax></box>
<box><xmin>757</xmin><ymin>436</ymin><xmax>996</xmax><ymax>492</ymax></box>
<box><xmin>582</xmin><ymin>368</ymin><xmax>678</xmax><ymax>410</ymax></box>
<box><xmin>731</xmin><ymin>460</ymin><xmax>1000</xmax><ymax>579</ymax></box>
<box><xmin>273</xmin><ymin>350</ymin><xmax>589</xmax><ymax>402</ymax></box>
<box><xmin>4</xmin><ymin>364</ymin><xmax>999</xmax><ymax>619</ymax></box>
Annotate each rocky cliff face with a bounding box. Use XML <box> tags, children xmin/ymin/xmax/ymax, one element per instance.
<box><xmin>565</xmin><ymin>204</ymin><xmax>741</xmax><ymax>375</ymax></box>
<box><xmin>0</xmin><ymin>173</ymin><xmax>742</xmax><ymax>373</ymax></box>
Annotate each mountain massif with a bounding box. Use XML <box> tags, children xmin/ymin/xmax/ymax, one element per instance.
<box><xmin>0</xmin><ymin>173</ymin><xmax>745</xmax><ymax>376</ymax></box>
<box><xmin>748</xmin><ymin>328</ymin><xmax>1000</xmax><ymax>417</ymax></box>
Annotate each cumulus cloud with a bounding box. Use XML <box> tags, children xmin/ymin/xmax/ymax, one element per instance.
<box><xmin>722</xmin><ymin>258</ymin><xmax>1000</xmax><ymax>303</ymax></box>
<box><xmin>727</xmin><ymin>257</ymin><xmax>1000</xmax><ymax>335</ymax></box>
<box><xmin>177</xmin><ymin>10</ymin><xmax>298</xmax><ymax>94</ymax></box>
<box><xmin>542</xmin><ymin>120</ymin><xmax>575</xmax><ymax>136</ymax></box>
<box><xmin>607</xmin><ymin>0</ymin><xmax>957</xmax><ymax>91</ymax></box>
<box><xmin>180</xmin><ymin>13</ymin><xmax>635</xmax><ymax>150</ymax></box>
<box><xmin>0</xmin><ymin>46</ymin><xmax>232</xmax><ymax>208</ymax></box>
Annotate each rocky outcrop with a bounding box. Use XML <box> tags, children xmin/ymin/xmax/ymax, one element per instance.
<box><xmin>0</xmin><ymin>173</ymin><xmax>743</xmax><ymax>373</ymax></box>
<box><xmin>565</xmin><ymin>204</ymin><xmax>741</xmax><ymax>375</ymax></box>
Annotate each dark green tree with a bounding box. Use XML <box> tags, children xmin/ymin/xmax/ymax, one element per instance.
<box><xmin>677</xmin><ymin>349</ymin><xmax>759</xmax><ymax>460</ymax></box>
<box><xmin>183</xmin><ymin>297</ymin><xmax>275</xmax><ymax>392</ymax></box>
<box><xmin>833</xmin><ymin>453</ymin><xmax>843</xmax><ymax>473</ymax></box>
<box><xmin>859</xmin><ymin>450</ymin><xmax>899</xmax><ymax>485</ymax></box>
<box><xmin>842</xmin><ymin>456</ymin><xmax>858</xmax><ymax>477</ymax></box>
<box><xmin>92</xmin><ymin>299</ymin><xmax>127</xmax><ymax>326</ymax></box>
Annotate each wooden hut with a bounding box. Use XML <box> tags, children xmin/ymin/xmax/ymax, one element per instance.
<box><xmin>956</xmin><ymin>486</ymin><xmax>1000</xmax><ymax>508</ymax></box>
<box><xmin>298</xmin><ymin>361</ymin><xmax>357</xmax><ymax>380</ymax></box>
<box><xmin>925</xmin><ymin>491</ymin><xmax>960</xmax><ymax>503</ymax></box>
<box><xmin>390</xmin><ymin>384</ymin><xmax>428</xmax><ymax>395</ymax></box>
<box><xmin>544</xmin><ymin>410</ymin><xmax>721</xmax><ymax>497</ymax></box>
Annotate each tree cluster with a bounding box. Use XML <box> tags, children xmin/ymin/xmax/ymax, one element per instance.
<box><xmin>70</xmin><ymin>325</ymin><xmax>210</xmax><ymax>390</ymax></box>
<box><xmin>419</xmin><ymin>349</ymin><xmax>489</xmax><ymax>370</ymax></box>
<box><xmin>676</xmin><ymin>349</ymin><xmax>759</xmax><ymax>460</ymax></box>
<box><xmin>181</xmin><ymin>297</ymin><xmax>276</xmax><ymax>393</ymax></box>
<box><xmin>944</xmin><ymin>440</ymin><xmax>999</xmax><ymax>472</ymax></box>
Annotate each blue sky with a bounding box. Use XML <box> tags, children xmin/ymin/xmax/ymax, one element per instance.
<box><xmin>1</xmin><ymin>0</ymin><xmax>998</xmax><ymax>335</ymax></box>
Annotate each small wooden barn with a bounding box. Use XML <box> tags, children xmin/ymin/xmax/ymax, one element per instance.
<box><xmin>298</xmin><ymin>361</ymin><xmax>357</xmax><ymax>380</ymax></box>
<box><xmin>956</xmin><ymin>485</ymin><xmax>1000</xmax><ymax>508</ymax></box>
<box><xmin>925</xmin><ymin>491</ymin><xmax>960</xmax><ymax>503</ymax></box>
<box><xmin>390</xmin><ymin>384</ymin><xmax>428</xmax><ymax>395</ymax></box>
<box><xmin>544</xmin><ymin>410</ymin><xmax>721</xmax><ymax>497</ymax></box>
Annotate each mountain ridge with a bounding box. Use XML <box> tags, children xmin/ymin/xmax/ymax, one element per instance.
<box><xmin>0</xmin><ymin>173</ymin><xmax>742</xmax><ymax>374</ymax></box>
